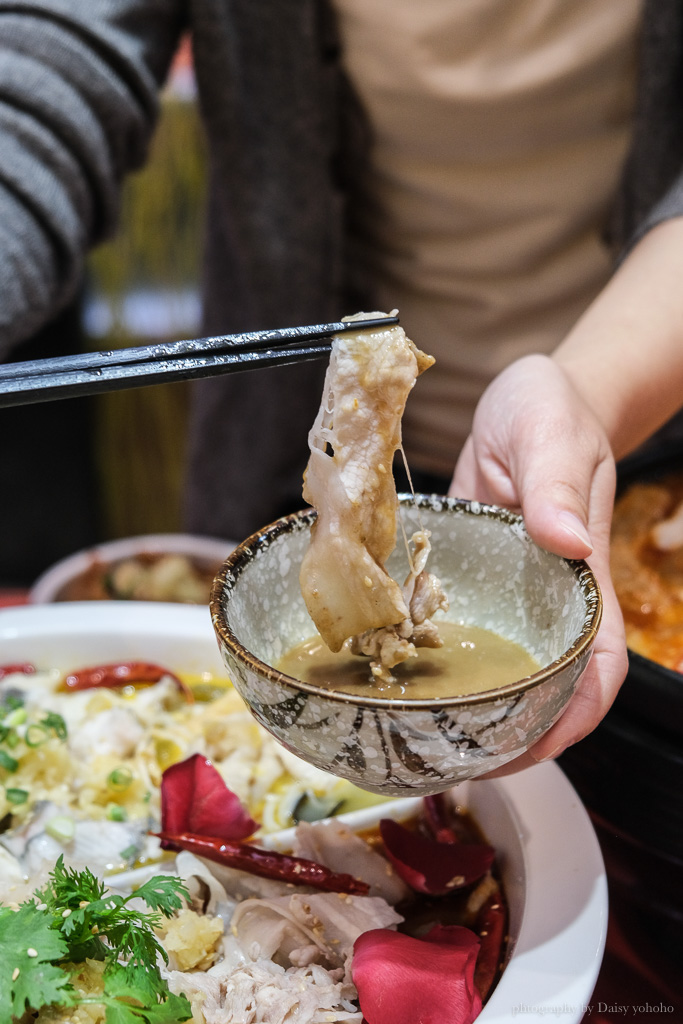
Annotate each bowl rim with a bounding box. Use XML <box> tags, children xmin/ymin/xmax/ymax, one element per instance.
<box><xmin>210</xmin><ymin>495</ymin><xmax>602</xmax><ymax>710</ymax></box>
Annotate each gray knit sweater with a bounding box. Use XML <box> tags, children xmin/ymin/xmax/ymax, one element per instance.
<box><xmin>1</xmin><ymin>0</ymin><xmax>682</xmax><ymax>539</ymax></box>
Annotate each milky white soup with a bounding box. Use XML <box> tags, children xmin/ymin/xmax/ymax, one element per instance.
<box><xmin>278</xmin><ymin>621</ymin><xmax>539</xmax><ymax>699</ymax></box>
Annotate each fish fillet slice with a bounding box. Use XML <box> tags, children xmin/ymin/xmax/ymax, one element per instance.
<box><xmin>300</xmin><ymin>313</ymin><xmax>447</xmax><ymax>677</ymax></box>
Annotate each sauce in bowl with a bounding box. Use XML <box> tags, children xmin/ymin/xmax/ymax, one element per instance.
<box><xmin>278</xmin><ymin>621</ymin><xmax>539</xmax><ymax>699</ymax></box>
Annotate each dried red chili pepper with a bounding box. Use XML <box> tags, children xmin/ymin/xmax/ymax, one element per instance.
<box><xmin>473</xmin><ymin>890</ymin><xmax>507</xmax><ymax>1000</ymax></box>
<box><xmin>60</xmin><ymin>661</ymin><xmax>193</xmax><ymax>701</ymax></box>
<box><xmin>155</xmin><ymin>830</ymin><xmax>370</xmax><ymax>896</ymax></box>
<box><xmin>0</xmin><ymin>663</ymin><xmax>36</xmax><ymax>680</ymax></box>
<box><xmin>423</xmin><ymin>793</ymin><xmax>459</xmax><ymax>844</ymax></box>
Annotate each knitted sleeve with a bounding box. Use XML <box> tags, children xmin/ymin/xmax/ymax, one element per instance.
<box><xmin>0</xmin><ymin>0</ymin><xmax>185</xmax><ymax>353</ymax></box>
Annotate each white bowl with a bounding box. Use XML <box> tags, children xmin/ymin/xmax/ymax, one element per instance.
<box><xmin>0</xmin><ymin>603</ymin><xmax>607</xmax><ymax>1020</ymax></box>
<box><xmin>29</xmin><ymin>533</ymin><xmax>236</xmax><ymax>604</ymax></box>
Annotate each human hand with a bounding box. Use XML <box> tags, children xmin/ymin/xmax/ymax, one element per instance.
<box><xmin>449</xmin><ymin>353</ymin><xmax>628</xmax><ymax>773</ymax></box>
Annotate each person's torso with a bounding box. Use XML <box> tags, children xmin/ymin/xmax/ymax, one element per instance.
<box><xmin>333</xmin><ymin>0</ymin><xmax>643</xmax><ymax>475</ymax></box>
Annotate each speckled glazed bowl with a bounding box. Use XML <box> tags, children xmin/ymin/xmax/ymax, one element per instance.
<box><xmin>210</xmin><ymin>496</ymin><xmax>602</xmax><ymax>796</ymax></box>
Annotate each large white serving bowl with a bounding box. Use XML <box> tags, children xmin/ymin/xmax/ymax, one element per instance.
<box><xmin>0</xmin><ymin>603</ymin><xmax>607</xmax><ymax>1021</ymax></box>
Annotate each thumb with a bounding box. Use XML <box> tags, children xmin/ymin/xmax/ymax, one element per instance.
<box><xmin>511</xmin><ymin>421</ymin><xmax>615</xmax><ymax>564</ymax></box>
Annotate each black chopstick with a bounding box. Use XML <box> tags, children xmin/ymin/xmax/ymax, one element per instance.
<box><xmin>0</xmin><ymin>344</ymin><xmax>334</xmax><ymax>408</ymax></box>
<box><xmin>0</xmin><ymin>315</ymin><xmax>399</xmax><ymax>408</ymax></box>
<box><xmin>0</xmin><ymin>316</ymin><xmax>399</xmax><ymax>382</ymax></box>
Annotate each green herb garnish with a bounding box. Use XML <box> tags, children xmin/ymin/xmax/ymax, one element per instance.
<box><xmin>108</xmin><ymin>766</ymin><xmax>134</xmax><ymax>791</ymax></box>
<box><xmin>42</xmin><ymin>710</ymin><xmax>68</xmax><ymax>740</ymax></box>
<box><xmin>0</xmin><ymin>749</ymin><xmax>18</xmax><ymax>773</ymax></box>
<box><xmin>25</xmin><ymin>723</ymin><xmax>49</xmax><ymax>748</ymax></box>
<box><xmin>0</xmin><ymin>902</ymin><xmax>74</xmax><ymax>1021</ymax></box>
<box><xmin>0</xmin><ymin>857</ymin><xmax>192</xmax><ymax>1024</ymax></box>
<box><xmin>5</xmin><ymin>788</ymin><xmax>28</xmax><ymax>805</ymax></box>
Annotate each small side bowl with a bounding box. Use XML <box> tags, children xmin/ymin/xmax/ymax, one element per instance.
<box><xmin>30</xmin><ymin>533</ymin><xmax>236</xmax><ymax>605</ymax></box>
<box><xmin>211</xmin><ymin>496</ymin><xmax>601</xmax><ymax>796</ymax></box>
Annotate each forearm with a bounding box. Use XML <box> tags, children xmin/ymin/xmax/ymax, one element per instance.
<box><xmin>552</xmin><ymin>216</ymin><xmax>683</xmax><ymax>460</ymax></box>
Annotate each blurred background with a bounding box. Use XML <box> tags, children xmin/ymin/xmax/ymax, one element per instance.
<box><xmin>0</xmin><ymin>38</ymin><xmax>205</xmax><ymax>588</ymax></box>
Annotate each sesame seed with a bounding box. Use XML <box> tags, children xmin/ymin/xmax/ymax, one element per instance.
<box><xmin>62</xmin><ymin>908</ymin><xmax>72</xmax><ymax>918</ymax></box>
<box><xmin>12</xmin><ymin>968</ymin><xmax>19</xmax><ymax>981</ymax></box>
<box><xmin>26</xmin><ymin>948</ymin><xmax>38</xmax><ymax>958</ymax></box>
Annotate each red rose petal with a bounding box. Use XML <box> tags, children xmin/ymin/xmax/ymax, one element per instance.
<box><xmin>160</xmin><ymin>753</ymin><xmax>257</xmax><ymax>844</ymax></box>
<box><xmin>423</xmin><ymin>793</ymin><xmax>459</xmax><ymax>844</ymax></box>
<box><xmin>352</xmin><ymin>926</ymin><xmax>482</xmax><ymax>1024</ymax></box>
<box><xmin>380</xmin><ymin>818</ymin><xmax>494</xmax><ymax>894</ymax></box>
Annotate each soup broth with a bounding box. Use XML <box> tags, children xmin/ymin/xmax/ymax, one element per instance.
<box><xmin>278</xmin><ymin>620</ymin><xmax>540</xmax><ymax>699</ymax></box>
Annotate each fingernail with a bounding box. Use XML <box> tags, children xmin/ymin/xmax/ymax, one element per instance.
<box><xmin>557</xmin><ymin>510</ymin><xmax>592</xmax><ymax>553</ymax></box>
<box><xmin>530</xmin><ymin>742</ymin><xmax>568</xmax><ymax>763</ymax></box>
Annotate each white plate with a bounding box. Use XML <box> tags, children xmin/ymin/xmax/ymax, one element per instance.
<box><xmin>0</xmin><ymin>603</ymin><xmax>607</xmax><ymax>1021</ymax></box>
<box><xmin>28</xmin><ymin>533</ymin><xmax>236</xmax><ymax>604</ymax></box>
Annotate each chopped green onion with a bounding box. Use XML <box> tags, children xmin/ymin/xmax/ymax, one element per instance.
<box><xmin>42</xmin><ymin>710</ymin><xmax>67</xmax><ymax>740</ymax></box>
<box><xmin>107</xmin><ymin>766</ymin><xmax>133</xmax><ymax>791</ymax></box>
<box><xmin>45</xmin><ymin>815</ymin><xmax>75</xmax><ymax>843</ymax></box>
<box><xmin>119</xmin><ymin>843</ymin><xmax>139</xmax><ymax>861</ymax></box>
<box><xmin>5</xmin><ymin>787</ymin><xmax>29</xmax><ymax>804</ymax></box>
<box><xmin>0</xmin><ymin>749</ymin><xmax>18</xmax><ymax>772</ymax></box>
<box><xmin>293</xmin><ymin>791</ymin><xmax>345</xmax><ymax>824</ymax></box>
<box><xmin>107</xmin><ymin>804</ymin><xmax>128</xmax><ymax>822</ymax></box>
<box><xmin>2</xmin><ymin>695</ymin><xmax>24</xmax><ymax>711</ymax></box>
<box><xmin>25</xmin><ymin>723</ymin><xmax>49</xmax><ymax>747</ymax></box>
<box><xmin>4</xmin><ymin>707</ymin><xmax>27</xmax><ymax>728</ymax></box>
<box><xmin>5</xmin><ymin>731</ymin><xmax>19</xmax><ymax>750</ymax></box>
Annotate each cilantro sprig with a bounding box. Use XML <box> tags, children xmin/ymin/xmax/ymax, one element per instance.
<box><xmin>1</xmin><ymin>857</ymin><xmax>192</xmax><ymax>1024</ymax></box>
<box><xmin>0</xmin><ymin>902</ymin><xmax>74</xmax><ymax>1020</ymax></box>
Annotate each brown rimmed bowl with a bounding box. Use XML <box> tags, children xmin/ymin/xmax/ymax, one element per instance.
<box><xmin>210</xmin><ymin>496</ymin><xmax>601</xmax><ymax>796</ymax></box>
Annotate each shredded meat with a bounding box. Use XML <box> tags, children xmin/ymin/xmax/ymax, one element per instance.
<box><xmin>165</xmin><ymin>959</ymin><xmax>362</xmax><ymax>1024</ymax></box>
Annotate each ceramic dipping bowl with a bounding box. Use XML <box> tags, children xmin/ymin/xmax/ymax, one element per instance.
<box><xmin>210</xmin><ymin>496</ymin><xmax>601</xmax><ymax>796</ymax></box>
